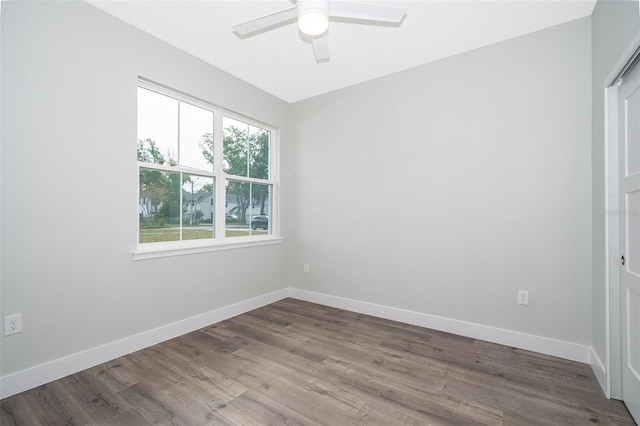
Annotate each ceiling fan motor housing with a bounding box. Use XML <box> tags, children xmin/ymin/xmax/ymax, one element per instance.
<box><xmin>297</xmin><ymin>0</ymin><xmax>329</xmax><ymax>36</ymax></box>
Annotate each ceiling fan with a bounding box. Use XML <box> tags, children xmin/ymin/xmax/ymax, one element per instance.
<box><xmin>232</xmin><ymin>0</ymin><xmax>406</xmax><ymax>62</ymax></box>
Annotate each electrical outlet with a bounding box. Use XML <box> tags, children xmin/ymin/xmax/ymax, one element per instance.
<box><xmin>303</xmin><ymin>263</ymin><xmax>310</xmax><ymax>274</ymax></box>
<box><xmin>4</xmin><ymin>314</ymin><xmax>22</xmax><ymax>336</ymax></box>
<box><xmin>517</xmin><ymin>290</ymin><xmax>529</xmax><ymax>306</ymax></box>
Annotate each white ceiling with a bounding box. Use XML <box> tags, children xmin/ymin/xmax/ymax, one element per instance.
<box><xmin>89</xmin><ymin>0</ymin><xmax>596</xmax><ymax>103</ymax></box>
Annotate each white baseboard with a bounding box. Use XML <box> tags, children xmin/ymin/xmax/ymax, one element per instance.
<box><xmin>289</xmin><ymin>288</ymin><xmax>592</xmax><ymax>364</ymax></box>
<box><xmin>591</xmin><ymin>347</ymin><xmax>609</xmax><ymax>397</ymax></box>
<box><xmin>1</xmin><ymin>287</ymin><xmax>596</xmax><ymax>400</ymax></box>
<box><xmin>0</xmin><ymin>288</ymin><xmax>289</xmax><ymax>399</ymax></box>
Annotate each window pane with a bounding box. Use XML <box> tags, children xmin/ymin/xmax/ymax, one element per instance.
<box><xmin>248</xmin><ymin>126</ymin><xmax>270</xmax><ymax>180</ymax></box>
<box><xmin>225</xmin><ymin>179</ymin><xmax>271</xmax><ymax>237</ymax></box>
<box><xmin>182</xmin><ymin>174</ymin><xmax>215</xmax><ymax>240</ymax></box>
<box><xmin>223</xmin><ymin>117</ymin><xmax>271</xmax><ymax>180</ymax></box>
<box><xmin>225</xmin><ymin>180</ymin><xmax>250</xmax><ymax>237</ymax></box>
<box><xmin>223</xmin><ymin>117</ymin><xmax>248</xmax><ymax>176</ymax></box>
<box><xmin>249</xmin><ymin>183</ymin><xmax>271</xmax><ymax>234</ymax></box>
<box><xmin>137</xmin><ymin>88</ymin><xmax>178</xmax><ymax>165</ymax></box>
<box><xmin>139</xmin><ymin>168</ymin><xmax>180</xmax><ymax>243</ymax></box>
<box><xmin>180</xmin><ymin>102</ymin><xmax>214</xmax><ymax>172</ymax></box>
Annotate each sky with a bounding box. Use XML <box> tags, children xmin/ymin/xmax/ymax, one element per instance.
<box><xmin>137</xmin><ymin>87</ymin><xmax>213</xmax><ymax>178</ymax></box>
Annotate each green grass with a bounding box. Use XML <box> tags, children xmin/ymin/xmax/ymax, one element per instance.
<box><xmin>139</xmin><ymin>227</ymin><xmax>267</xmax><ymax>243</ymax></box>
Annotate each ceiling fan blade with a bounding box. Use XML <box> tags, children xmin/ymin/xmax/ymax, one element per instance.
<box><xmin>312</xmin><ymin>34</ymin><xmax>330</xmax><ymax>61</ymax></box>
<box><xmin>233</xmin><ymin>6</ymin><xmax>298</xmax><ymax>36</ymax></box>
<box><xmin>329</xmin><ymin>1</ymin><xmax>406</xmax><ymax>24</ymax></box>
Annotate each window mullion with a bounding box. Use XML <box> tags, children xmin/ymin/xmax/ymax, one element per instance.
<box><xmin>224</xmin><ymin>174</ymin><xmax>273</xmax><ymax>185</ymax></box>
<box><xmin>177</xmin><ymin>102</ymin><xmax>182</xmax><ymax>240</ymax></box>
<box><xmin>138</xmin><ymin>162</ymin><xmax>215</xmax><ymax>178</ymax></box>
<box><xmin>177</xmin><ymin>101</ymin><xmax>181</xmax><ymax>166</ymax></box>
<box><xmin>179</xmin><ymin>172</ymin><xmax>183</xmax><ymax>241</ymax></box>
<box><xmin>248</xmin><ymin>181</ymin><xmax>253</xmax><ymax>234</ymax></box>
<box><xmin>214</xmin><ymin>110</ymin><xmax>226</xmax><ymax>241</ymax></box>
<box><xmin>246</xmin><ymin>130</ymin><xmax>250</xmax><ymax>178</ymax></box>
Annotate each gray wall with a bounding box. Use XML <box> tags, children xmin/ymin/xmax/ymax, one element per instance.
<box><xmin>0</xmin><ymin>1</ymin><xmax>289</xmax><ymax>375</ymax></box>
<box><xmin>590</xmin><ymin>0</ymin><xmax>640</xmax><ymax>394</ymax></box>
<box><xmin>289</xmin><ymin>18</ymin><xmax>592</xmax><ymax>344</ymax></box>
<box><xmin>2</xmin><ymin>0</ymin><xmax>634</xmax><ymax>388</ymax></box>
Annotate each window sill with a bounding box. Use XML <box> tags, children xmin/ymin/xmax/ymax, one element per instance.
<box><xmin>132</xmin><ymin>237</ymin><xmax>283</xmax><ymax>260</ymax></box>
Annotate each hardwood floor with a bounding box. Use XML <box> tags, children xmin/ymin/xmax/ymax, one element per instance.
<box><xmin>1</xmin><ymin>298</ymin><xmax>635</xmax><ymax>425</ymax></box>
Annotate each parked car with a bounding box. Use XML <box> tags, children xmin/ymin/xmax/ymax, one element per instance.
<box><xmin>225</xmin><ymin>213</ymin><xmax>238</xmax><ymax>223</ymax></box>
<box><xmin>251</xmin><ymin>215</ymin><xmax>268</xmax><ymax>230</ymax></box>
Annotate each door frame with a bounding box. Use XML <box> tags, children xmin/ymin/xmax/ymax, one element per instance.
<box><xmin>604</xmin><ymin>30</ymin><xmax>640</xmax><ymax>400</ymax></box>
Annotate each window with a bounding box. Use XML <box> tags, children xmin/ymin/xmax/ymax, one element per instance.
<box><xmin>136</xmin><ymin>80</ymin><xmax>279</xmax><ymax>258</ymax></box>
<box><xmin>223</xmin><ymin>116</ymin><xmax>272</xmax><ymax>238</ymax></box>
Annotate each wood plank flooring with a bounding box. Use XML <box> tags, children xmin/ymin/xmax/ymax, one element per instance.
<box><xmin>1</xmin><ymin>298</ymin><xmax>635</xmax><ymax>425</ymax></box>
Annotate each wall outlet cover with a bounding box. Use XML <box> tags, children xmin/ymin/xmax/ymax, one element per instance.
<box><xmin>4</xmin><ymin>314</ymin><xmax>22</xmax><ymax>336</ymax></box>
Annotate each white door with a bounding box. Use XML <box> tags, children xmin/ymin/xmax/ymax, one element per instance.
<box><xmin>619</xmin><ymin>60</ymin><xmax>640</xmax><ymax>424</ymax></box>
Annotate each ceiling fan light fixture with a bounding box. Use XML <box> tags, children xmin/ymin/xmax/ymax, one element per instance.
<box><xmin>297</xmin><ymin>1</ymin><xmax>329</xmax><ymax>36</ymax></box>
<box><xmin>233</xmin><ymin>0</ymin><xmax>407</xmax><ymax>62</ymax></box>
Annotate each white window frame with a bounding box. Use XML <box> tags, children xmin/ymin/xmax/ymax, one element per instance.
<box><xmin>133</xmin><ymin>79</ymin><xmax>281</xmax><ymax>260</ymax></box>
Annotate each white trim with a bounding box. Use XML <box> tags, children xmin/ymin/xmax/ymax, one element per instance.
<box><xmin>591</xmin><ymin>346</ymin><xmax>608</xmax><ymax>397</ymax></box>
<box><xmin>603</xmin><ymin>30</ymin><xmax>640</xmax><ymax>401</ymax></box>
<box><xmin>139</xmin><ymin>78</ymin><xmax>217</xmax><ymax>115</ymax></box>
<box><xmin>224</xmin><ymin>174</ymin><xmax>276</xmax><ymax>185</ymax></box>
<box><xmin>605</xmin><ymin>82</ymin><xmax>622</xmax><ymax>399</ymax></box>
<box><xmin>0</xmin><ymin>288</ymin><xmax>289</xmax><ymax>399</ymax></box>
<box><xmin>289</xmin><ymin>288</ymin><xmax>591</xmax><ymax>363</ymax></box>
<box><xmin>132</xmin><ymin>237</ymin><xmax>283</xmax><ymax>261</ymax></box>
<box><xmin>1</xmin><ymin>287</ymin><xmax>598</xmax><ymax>400</ymax></box>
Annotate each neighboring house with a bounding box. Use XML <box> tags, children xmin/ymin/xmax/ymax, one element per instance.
<box><xmin>185</xmin><ymin>190</ymin><xmax>214</xmax><ymax>224</ymax></box>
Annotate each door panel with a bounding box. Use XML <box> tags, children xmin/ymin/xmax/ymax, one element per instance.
<box><xmin>619</xmin><ymin>62</ymin><xmax>640</xmax><ymax>424</ymax></box>
<box><xmin>625</xmin><ymin>87</ymin><xmax>640</xmax><ymax>176</ymax></box>
<box><xmin>627</xmin><ymin>190</ymin><xmax>640</xmax><ymax>277</ymax></box>
<box><xmin>629</xmin><ymin>286</ymin><xmax>640</xmax><ymax>379</ymax></box>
